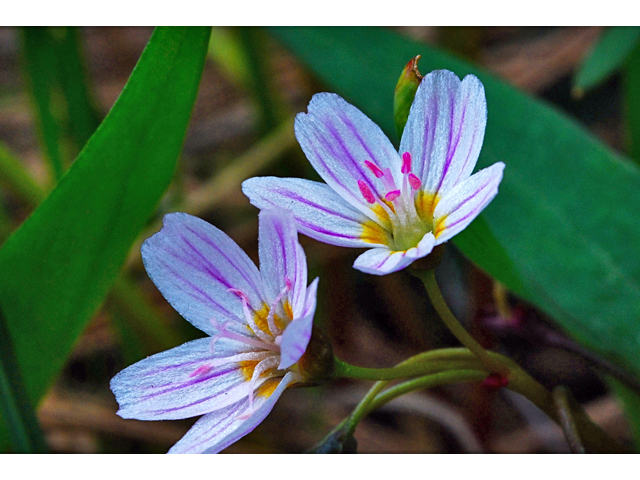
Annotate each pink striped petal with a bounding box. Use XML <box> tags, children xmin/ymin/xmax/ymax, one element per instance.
<box><xmin>142</xmin><ymin>213</ymin><xmax>263</xmax><ymax>336</ymax></box>
<box><xmin>258</xmin><ymin>208</ymin><xmax>307</xmax><ymax>318</ymax></box>
<box><xmin>352</xmin><ymin>232</ymin><xmax>436</xmax><ymax>275</ymax></box>
<box><xmin>295</xmin><ymin>92</ymin><xmax>401</xmax><ymax>215</ymax></box>
<box><xmin>278</xmin><ymin>277</ymin><xmax>319</xmax><ymax>369</ymax></box>
<box><xmin>243</xmin><ymin>177</ymin><xmax>390</xmax><ymax>248</ymax></box>
<box><xmin>169</xmin><ymin>372</ymin><xmax>297</xmax><ymax>454</ymax></box>
<box><xmin>400</xmin><ymin>70</ymin><xmax>487</xmax><ymax>197</ymax></box>
<box><xmin>433</xmin><ymin>162</ymin><xmax>505</xmax><ymax>244</ymax></box>
<box><xmin>111</xmin><ymin>338</ymin><xmax>270</xmax><ymax>421</ymax></box>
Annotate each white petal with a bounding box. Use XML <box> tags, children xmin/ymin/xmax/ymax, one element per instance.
<box><xmin>110</xmin><ymin>338</ymin><xmax>269</xmax><ymax>420</ymax></box>
<box><xmin>142</xmin><ymin>213</ymin><xmax>263</xmax><ymax>335</ymax></box>
<box><xmin>278</xmin><ymin>277</ymin><xmax>318</xmax><ymax>370</ymax></box>
<box><xmin>169</xmin><ymin>372</ymin><xmax>297</xmax><ymax>454</ymax></box>
<box><xmin>401</xmin><ymin>70</ymin><xmax>487</xmax><ymax>196</ymax></box>
<box><xmin>433</xmin><ymin>162</ymin><xmax>505</xmax><ymax>244</ymax></box>
<box><xmin>258</xmin><ymin>208</ymin><xmax>307</xmax><ymax>318</ymax></box>
<box><xmin>352</xmin><ymin>232</ymin><xmax>436</xmax><ymax>275</ymax></box>
<box><xmin>243</xmin><ymin>177</ymin><xmax>390</xmax><ymax>248</ymax></box>
<box><xmin>295</xmin><ymin>92</ymin><xmax>401</xmax><ymax>216</ymax></box>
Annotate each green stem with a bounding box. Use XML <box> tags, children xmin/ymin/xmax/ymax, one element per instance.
<box><xmin>339</xmin><ymin>346</ymin><xmax>624</xmax><ymax>453</ymax></box>
<box><xmin>333</xmin><ymin>356</ymin><xmax>483</xmax><ymax>381</ymax></box>
<box><xmin>553</xmin><ymin>386</ymin><xmax>585</xmax><ymax>453</ymax></box>
<box><xmin>368</xmin><ymin>370</ymin><xmax>488</xmax><ymax>413</ymax></box>
<box><xmin>415</xmin><ymin>268</ymin><xmax>510</xmax><ymax>376</ymax></box>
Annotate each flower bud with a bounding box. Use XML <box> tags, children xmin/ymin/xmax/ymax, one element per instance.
<box><xmin>295</xmin><ymin>326</ymin><xmax>335</xmax><ymax>385</ymax></box>
<box><xmin>394</xmin><ymin>55</ymin><xmax>423</xmax><ymax>138</ymax></box>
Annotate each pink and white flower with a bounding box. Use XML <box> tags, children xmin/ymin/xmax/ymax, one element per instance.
<box><xmin>110</xmin><ymin>208</ymin><xmax>319</xmax><ymax>453</ymax></box>
<box><xmin>243</xmin><ymin>70</ymin><xmax>504</xmax><ymax>275</ymax></box>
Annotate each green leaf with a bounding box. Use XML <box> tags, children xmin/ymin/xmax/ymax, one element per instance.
<box><xmin>624</xmin><ymin>41</ymin><xmax>640</xmax><ymax>163</ymax></box>
<box><xmin>0</xmin><ymin>306</ymin><xmax>47</xmax><ymax>453</ymax></box>
<box><xmin>20</xmin><ymin>27</ymin><xmax>102</xmax><ymax>182</ymax></box>
<box><xmin>573</xmin><ymin>27</ymin><xmax>640</xmax><ymax>96</ymax></box>
<box><xmin>610</xmin><ymin>379</ymin><xmax>640</xmax><ymax>451</ymax></box>
<box><xmin>267</xmin><ymin>27</ymin><xmax>640</xmax><ymax>378</ymax></box>
<box><xmin>0</xmin><ymin>27</ymin><xmax>211</xmax><ymax>449</ymax></box>
<box><xmin>21</xmin><ymin>27</ymin><xmax>66</xmax><ymax>180</ymax></box>
<box><xmin>52</xmin><ymin>27</ymin><xmax>102</xmax><ymax>150</ymax></box>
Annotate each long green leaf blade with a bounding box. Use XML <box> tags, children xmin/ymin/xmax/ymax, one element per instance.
<box><xmin>0</xmin><ymin>306</ymin><xmax>47</xmax><ymax>453</ymax></box>
<box><xmin>21</xmin><ymin>27</ymin><xmax>65</xmax><ymax>180</ymax></box>
<box><xmin>574</xmin><ymin>26</ymin><xmax>640</xmax><ymax>95</ymax></box>
<box><xmin>0</xmin><ymin>26</ymin><xmax>211</xmax><ymax>449</ymax></box>
<box><xmin>268</xmin><ymin>27</ymin><xmax>640</xmax><ymax>378</ymax></box>
<box><xmin>54</xmin><ymin>27</ymin><xmax>102</xmax><ymax>150</ymax></box>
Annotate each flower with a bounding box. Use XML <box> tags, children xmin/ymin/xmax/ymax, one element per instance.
<box><xmin>243</xmin><ymin>70</ymin><xmax>505</xmax><ymax>275</ymax></box>
<box><xmin>110</xmin><ymin>208</ymin><xmax>320</xmax><ymax>453</ymax></box>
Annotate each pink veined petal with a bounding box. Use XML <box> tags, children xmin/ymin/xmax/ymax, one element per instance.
<box><xmin>278</xmin><ymin>277</ymin><xmax>319</xmax><ymax>370</ymax></box>
<box><xmin>258</xmin><ymin>208</ymin><xmax>307</xmax><ymax>319</ymax></box>
<box><xmin>169</xmin><ymin>372</ymin><xmax>298</xmax><ymax>454</ymax></box>
<box><xmin>352</xmin><ymin>232</ymin><xmax>436</xmax><ymax>275</ymax></box>
<box><xmin>294</xmin><ymin>92</ymin><xmax>402</xmax><ymax>217</ymax></box>
<box><xmin>400</xmin><ymin>70</ymin><xmax>487</xmax><ymax>197</ymax></box>
<box><xmin>243</xmin><ymin>177</ymin><xmax>390</xmax><ymax>248</ymax></box>
<box><xmin>142</xmin><ymin>213</ymin><xmax>264</xmax><ymax>336</ymax></box>
<box><xmin>433</xmin><ymin>162</ymin><xmax>505</xmax><ymax>245</ymax></box>
<box><xmin>110</xmin><ymin>337</ymin><xmax>272</xmax><ymax>421</ymax></box>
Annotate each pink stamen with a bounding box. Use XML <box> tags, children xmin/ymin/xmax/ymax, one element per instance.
<box><xmin>229</xmin><ymin>288</ymin><xmax>249</xmax><ymax>302</ymax></box>
<box><xmin>189</xmin><ymin>364</ymin><xmax>212</xmax><ymax>377</ymax></box>
<box><xmin>209</xmin><ymin>318</ymin><xmax>279</xmax><ymax>353</ymax></box>
<box><xmin>227</xmin><ymin>288</ymin><xmax>272</xmax><ymax>344</ymax></box>
<box><xmin>364</xmin><ymin>160</ymin><xmax>385</xmax><ymax>178</ymax></box>
<box><xmin>401</xmin><ymin>152</ymin><xmax>412</xmax><ymax>174</ymax></box>
<box><xmin>408</xmin><ymin>173</ymin><xmax>422</xmax><ymax>190</ymax></box>
<box><xmin>385</xmin><ymin>190</ymin><xmax>401</xmax><ymax>202</ymax></box>
<box><xmin>358</xmin><ymin>180</ymin><xmax>376</xmax><ymax>204</ymax></box>
<box><xmin>266</xmin><ymin>283</ymin><xmax>290</xmax><ymax>336</ymax></box>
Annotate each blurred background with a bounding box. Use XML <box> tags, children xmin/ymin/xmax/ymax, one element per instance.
<box><xmin>0</xmin><ymin>26</ymin><xmax>637</xmax><ymax>453</ymax></box>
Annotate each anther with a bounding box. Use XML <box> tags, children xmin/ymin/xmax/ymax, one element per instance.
<box><xmin>385</xmin><ymin>190</ymin><xmax>401</xmax><ymax>202</ymax></box>
<box><xmin>401</xmin><ymin>152</ymin><xmax>412</xmax><ymax>174</ymax></box>
<box><xmin>358</xmin><ymin>180</ymin><xmax>376</xmax><ymax>204</ymax></box>
<box><xmin>364</xmin><ymin>160</ymin><xmax>385</xmax><ymax>178</ymax></box>
<box><xmin>408</xmin><ymin>173</ymin><xmax>422</xmax><ymax>190</ymax></box>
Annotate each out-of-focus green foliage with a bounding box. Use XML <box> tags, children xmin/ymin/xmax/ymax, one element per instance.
<box><xmin>573</xmin><ymin>27</ymin><xmax>640</xmax><ymax>96</ymax></box>
<box><xmin>268</xmin><ymin>27</ymin><xmax>640</xmax><ymax>378</ymax></box>
<box><xmin>625</xmin><ymin>41</ymin><xmax>640</xmax><ymax>163</ymax></box>
<box><xmin>0</xmin><ymin>26</ymin><xmax>211</xmax><ymax>450</ymax></box>
<box><xmin>21</xmin><ymin>28</ymin><xmax>66</xmax><ymax>180</ymax></box>
<box><xmin>208</xmin><ymin>27</ymin><xmax>251</xmax><ymax>88</ymax></box>
<box><xmin>21</xmin><ymin>27</ymin><xmax>101</xmax><ymax>181</ymax></box>
<box><xmin>0</xmin><ymin>306</ymin><xmax>47</xmax><ymax>452</ymax></box>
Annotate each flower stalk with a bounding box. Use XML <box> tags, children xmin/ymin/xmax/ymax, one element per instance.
<box><xmin>415</xmin><ymin>268</ymin><xmax>510</xmax><ymax>376</ymax></box>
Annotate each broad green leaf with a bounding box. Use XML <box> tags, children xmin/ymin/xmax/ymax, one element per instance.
<box><xmin>624</xmin><ymin>41</ymin><xmax>640</xmax><ymax>162</ymax></box>
<box><xmin>0</xmin><ymin>27</ymin><xmax>211</xmax><ymax>449</ymax></box>
<box><xmin>574</xmin><ymin>26</ymin><xmax>640</xmax><ymax>96</ymax></box>
<box><xmin>268</xmin><ymin>27</ymin><xmax>640</xmax><ymax>378</ymax></box>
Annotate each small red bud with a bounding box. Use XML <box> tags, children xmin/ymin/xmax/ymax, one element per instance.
<box><xmin>483</xmin><ymin>373</ymin><xmax>508</xmax><ymax>391</ymax></box>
